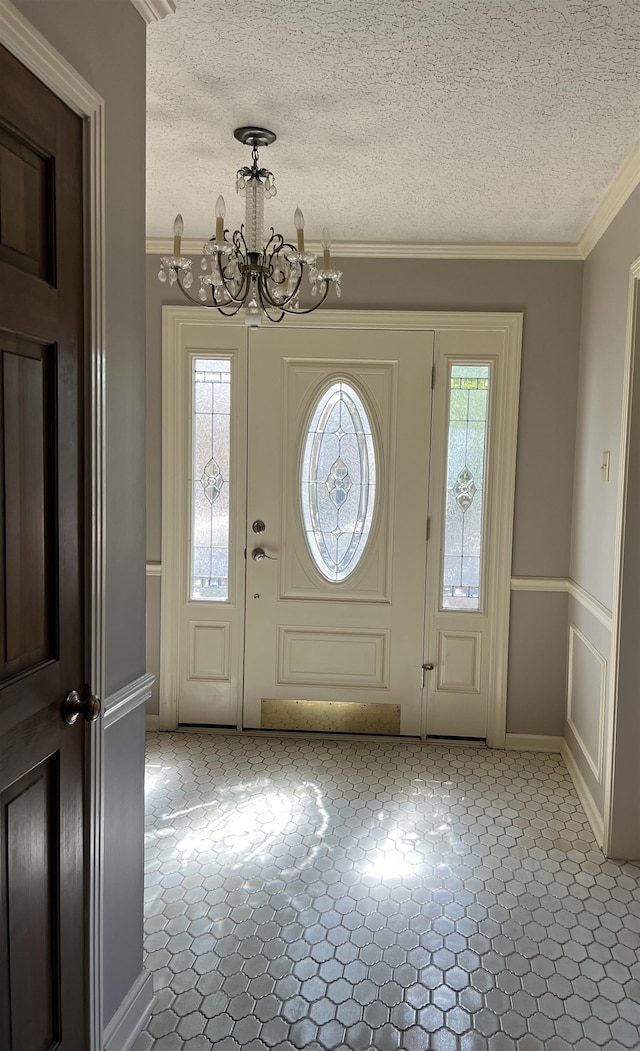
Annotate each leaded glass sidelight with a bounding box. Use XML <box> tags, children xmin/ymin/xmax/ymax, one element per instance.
<box><xmin>442</xmin><ymin>364</ymin><xmax>490</xmax><ymax>610</ymax></box>
<box><xmin>191</xmin><ymin>358</ymin><xmax>231</xmax><ymax>600</ymax></box>
<box><xmin>301</xmin><ymin>381</ymin><xmax>376</xmax><ymax>582</ymax></box>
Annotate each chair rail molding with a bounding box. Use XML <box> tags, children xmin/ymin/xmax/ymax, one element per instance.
<box><xmin>104</xmin><ymin>673</ymin><xmax>156</xmax><ymax>730</ymax></box>
<box><xmin>510</xmin><ymin>576</ymin><xmax>614</xmax><ymax>632</ymax></box>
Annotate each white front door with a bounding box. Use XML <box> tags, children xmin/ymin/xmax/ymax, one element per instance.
<box><xmin>242</xmin><ymin>327</ymin><xmax>434</xmax><ymax>736</ymax></box>
<box><xmin>161</xmin><ymin>309</ymin><xmax>521</xmax><ymax>746</ymax></box>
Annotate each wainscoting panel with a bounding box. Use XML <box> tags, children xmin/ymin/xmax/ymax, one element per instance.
<box><xmin>567</xmin><ymin>624</ymin><xmax>607</xmax><ymax>782</ymax></box>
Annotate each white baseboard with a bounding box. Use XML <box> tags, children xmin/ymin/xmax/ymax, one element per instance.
<box><xmin>561</xmin><ymin>740</ymin><xmax>604</xmax><ymax>849</ymax></box>
<box><xmin>505</xmin><ymin>733</ymin><xmax>564</xmax><ymax>752</ymax></box>
<box><xmin>104</xmin><ymin>969</ymin><xmax>154</xmax><ymax>1051</ymax></box>
<box><xmin>146</xmin><ymin>714</ymin><xmax>160</xmax><ymax>731</ymax></box>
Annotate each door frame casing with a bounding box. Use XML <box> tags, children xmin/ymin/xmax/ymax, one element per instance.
<box><xmin>0</xmin><ymin>3</ymin><xmax>106</xmax><ymax>1048</ymax></box>
<box><xmin>160</xmin><ymin>307</ymin><xmax>522</xmax><ymax>747</ymax></box>
<box><xmin>603</xmin><ymin>256</ymin><xmax>640</xmax><ymax>857</ymax></box>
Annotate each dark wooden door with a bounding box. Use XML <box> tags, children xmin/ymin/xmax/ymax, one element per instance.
<box><xmin>0</xmin><ymin>45</ymin><xmax>87</xmax><ymax>1051</ymax></box>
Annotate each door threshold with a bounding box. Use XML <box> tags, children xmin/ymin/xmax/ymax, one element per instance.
<box><xmin>173</xmin><ymin>725</ymin><xmax>489</xmax><ymax>747</ymax></box>
<box><xmin>426</xmin><ymin>735</ymin><xmax>488</xmax><ymax>747</ymax></box>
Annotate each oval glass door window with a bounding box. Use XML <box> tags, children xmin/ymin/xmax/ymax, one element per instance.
<box><xmin>301</xmin><ymin>381</ymin><xmax>377</xmax><ymax>581</ymax></box>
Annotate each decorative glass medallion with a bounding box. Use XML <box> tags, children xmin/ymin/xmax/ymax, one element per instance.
<box><xmin>301</xmin><ymin>382</ymin><xmax>376</xmax><ymax>582</ymax></box>
<box><xmin>454</xmin><ymin>466</ymin><xmax>476</xmax><ymax>511</ymax></box>
<box><xmin>201</xmin><ymin>457</ymin><xmax>225</xmax><ymax>503</ymax></box>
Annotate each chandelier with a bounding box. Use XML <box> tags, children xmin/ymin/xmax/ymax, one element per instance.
<box><xmin>158</xmin><ymin>127</ymin><xmax>342</xmax><ymax>325</ymax></box>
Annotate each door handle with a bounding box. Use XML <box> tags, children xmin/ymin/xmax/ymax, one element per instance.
<box><xmin>62</xmin><ymin>686</ymin><xmax>101</xmax><ymax>725</ymax></box>
<box><xmin>421</xmin><ymin>662</ymin><xmax>435</xmax><ymax>688</ymax></box>
<box><xmin>251</xmin><ymin>547</ymin><xmax>277</xmax><ymax>561</ymax></box>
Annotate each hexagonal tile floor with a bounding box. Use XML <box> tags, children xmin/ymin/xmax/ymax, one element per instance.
<box><xmin>131</xmin><ymin>733</ymin><xmax>640</xmax><ymax>1050</ymax></box>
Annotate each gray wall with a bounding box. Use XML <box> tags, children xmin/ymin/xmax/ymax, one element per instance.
<box><xmin>571</xmin><ymin>186</ymin><xmax>640</xmax><ymax>609</ymax></box>
<box><xmin>12</xmin><ymin>0</ymin><xmax>148</xmax><ymax>1027</ymax></box>
<box><xmin>146</xmin><ymin>255</ymin><xmax>583</xmax><ymax>733</ymax></box>
<box><xmin>566</xmin><ymin>184</ymin><xmax>640</xmax><ymax>851</ymax></box>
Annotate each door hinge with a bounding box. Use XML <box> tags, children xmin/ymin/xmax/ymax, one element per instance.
<box><xmin>431</xmin><ymin>364</ymin><xmax>436</xmax><ymax>389</ymax></box>
<box><xmin>426</xmin><ymin>517</ymin><xmax>430</xmax><ymax>542</ymax></box>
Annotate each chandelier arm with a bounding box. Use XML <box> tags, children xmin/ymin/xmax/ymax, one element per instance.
<box><xmin>256</xmin><ymin>282</ymin><xmax>285</xmax><ymax>323</ymax></box>
<box><xmin>258</xmin><ymin>270</ymin><xmax>298</xmax><ymax>310</ymax></box>
<box><xmin>214</xmin><ymin>300</ymin><xmax>248</xmax><ymax>318</ymax></box>
<box><xmin>175</xmin><ymin>269</ymin><xmax>222</xmax><ymax>308</ymax></box>
<box><xmin>234</xmin><ymin>228</ymin><xmax>248</xmax><ymax>255</ymax></box>
<box><xmin>280</xmin><ymin>279</ymin><xmax>332</xmax><ymax>315</ymax></box>
<box><xmin>260</xmin><ymin>259</ymin><xmax>306</xmax><ymax>309</ymax></box>
<box><xmin>217</xmin><ymin>254</ymin><xmax>250</xmax><ymax>305</ymax></box>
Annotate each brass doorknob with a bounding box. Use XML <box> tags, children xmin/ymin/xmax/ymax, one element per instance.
<box><xmin>62</xmin><ymin>687</ymin><xmax>101</xmax><ymax>725</ymax></box>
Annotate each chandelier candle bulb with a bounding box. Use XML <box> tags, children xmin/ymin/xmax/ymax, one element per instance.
<box><xmin>322</xmin><ymin>227</ymin><xmax>331</xmax><ymax>269</ymax></box>
<box><xmin>173</xmin><ymin>213</ymin><xmax>183</xmax><ymax>257</ymax></box>
<box><xmin>294</xmin><ymin>207</ymin><xmax>305</xmax><ymax>252</ymax></box>
<box><xmin>215</xmin><ymin>196</ymin><xmax>226</xmax><ymax>241</ymax></box>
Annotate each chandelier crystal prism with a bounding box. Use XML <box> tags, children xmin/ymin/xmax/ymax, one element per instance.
<box><xmin>158</xmin><ymin>127</ymin><xmax>342</xmax><ymax>325</ymax></box>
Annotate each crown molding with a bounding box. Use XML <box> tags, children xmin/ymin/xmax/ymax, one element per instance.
<box><xmin>146</xmin><ymin>136</ymin><xmax>640</xmax><ymax>261</ymax></box>
<box><xmin>145</xmin><ymin>236</ymin><xmax>583</xmax><ymax>260</ymax></box>
<box><xmin>129</xmin><ymin>0</ymin><xmax>175</xmax><ymax>23</ymax></box>
<box><xmin>578</xmin><ymin>140</ymin><xmax>640</xmax><ymax>259</ymax></box>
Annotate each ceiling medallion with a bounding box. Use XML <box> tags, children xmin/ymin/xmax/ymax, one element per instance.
<box><xmin>158</xmin><ymin>127</ymin><xmax>342</xmax><ymax>325</ymax></box>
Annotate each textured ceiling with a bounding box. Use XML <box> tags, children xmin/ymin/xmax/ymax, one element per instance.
<box><xmin>147</xmin><ymin>0</ymin><xmax>640</xmax><ymax>244</ymax></box>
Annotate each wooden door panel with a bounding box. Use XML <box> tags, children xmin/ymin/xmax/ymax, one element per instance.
<box><xmin>0</xmin><ymin>43</ymin><xmax>86</xmax><ymax>1051</ymax></box>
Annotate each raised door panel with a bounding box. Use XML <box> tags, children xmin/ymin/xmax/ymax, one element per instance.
<box><xmin>0</xmin><ymin>337</ymin><xmax>55</xmax><ymax>679</ymax></box>
<box><xmin>0</xmin><ymin>123</ymin><xmax>54</xmax><ymax>282</ymax></box>
<box><xmin>1</xmin><ymin>755</ymin><xmax>61</xmax><ymax>1051</ymax></box>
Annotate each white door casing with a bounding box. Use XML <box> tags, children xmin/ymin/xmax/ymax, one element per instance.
<box><xmin>160</xmin><ymin>308</ymin><xmax>522</xmax><ymax>748</ymax></box>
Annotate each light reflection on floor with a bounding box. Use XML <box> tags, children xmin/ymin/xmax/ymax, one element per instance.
<box><xmin>132</xmin><ymin>733</ymin><xmax>640</xmax><ymax>1051</ymax></box>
